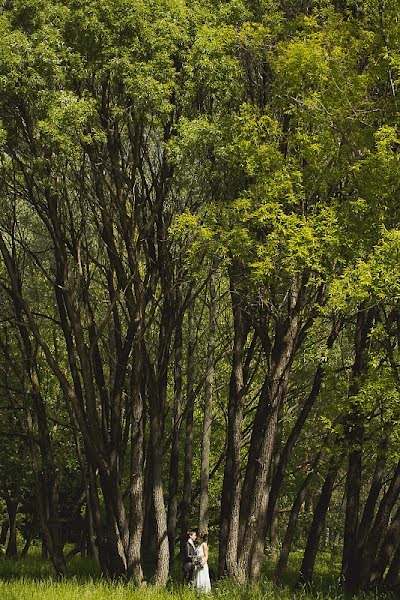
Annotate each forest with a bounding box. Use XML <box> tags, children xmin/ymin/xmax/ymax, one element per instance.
<box><xmin>0</xmin><ymin>0</ymin><xmax>400</xmax><ymax>597</ymax></box>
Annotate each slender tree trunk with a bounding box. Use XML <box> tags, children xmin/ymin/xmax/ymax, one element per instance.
<box><xmin>222</xmin><ymin>269</ymin><xmax>249</xmax><ymax>582</ymax></box>
<box><xmin>385</xmin><ymin>535</ymin><xmax>400</xmax><ymax>586</ymax></box>
<box><xmin>266</xmin><ymin>319</ymin><xmax>340</xmax><ymax>534</ymax></box>
<box><xmin>0</xmin><ymin>519</ymin><xmax>9</xmax><ymax>547</ymax></box>
<box><xmin>0</xmin><ymin>236</ymin><xmax>66</xmax><ymax>575</ymax></box>
<box><xmin>369</xmin><ymin>504</ymin><xmax>400</xmax><ymax>586</ymax></box>
<box><xmin>342</xmin><ymin>439</ymin><xmax>363</xmax><ymax>588</ymax></box>
<box><xmin>299</xmin><ymin>461</ymin><xmax>339</xmax><ymax>585</ymax></box>
<box><xmin>21</xmin><ymin>529</ymin><xmax>33</xmax><ymax>557</ymax></box>
<box><xmin>241</xmin><ymin>330</ymin><xmax>300</xmax><ymax>580</ymax></box>
<box><xmin>5</xmin><ymin>497</ymin><xmax>18</xmax><ymax>557</ymax></box>
<box><xmin>147</xmin><ymin>298</ymin><xmax>173</xmax><ymax>585</ymax></box>
<box><xmin>199</xmin><ymin>270</ymin><xmax>216</xmax><ymax>534</ymax></box>
<box><xmin>180</xmin><ymin>305</ymin><xmax>195</xmax><ymax>557</ymax></box>
<box><xmin>151</xmin><ymin>432</ymin><xmax>169</xmax><ymax>585</ymax></box>
<box><xmin>68</xmin><ymin>404</ymin><xmax>99</xmax><ymax>564</ymax></box>
<box><xmin>168</xmin><ymin>313</ymin><xmax>183</xmax><ymax>561</ymax></box>
<box><xmin>127</xmin><ymin>342</ymin><xmax>145</xmax><ymax>584</ymax></box>
<box><xmin>142</xmin><ymin>441</ymin><xmax>155</xmax><ymax>570</ymax></box>
<box><xmin>99</xmin><ymin>472</ymin><xmax>129</xmax><ymax>577</ymax></box>
<box><xmin>342</xmin><ymin>307</ymin><xmax>375</xmax><ymax>593</ymax></box>
<box><xmin>269</xmin><ymin>400</ymin><xmax>284</xmax><ymax>563</ymax></box>
<box><xmin>357</xmin><ymin>459</ymin><xmax>400</xmax><ymax>589</ymax></box>
<box><xmin>25</xmin><ymin>399</ymin><xmax>66</xmax><ymax>576</ymax></box>
<box><xmin>275</xmin><ymin>452</ymin><xmax>323</xmax><ymax>578</ymax></box>
<box><xmin>87</xmin><ymin>465</ymin><xmax>109</xmax><ymax>576</ymax></box>
<box><xmin>356</xmin><ymin>433</ymin><xmax>388</xmax><ymax>547</ymax></box>
<box><xmin>85</xmin><ymin>503</ymin><xmax>97</xmax><ymax>560</ymax></box>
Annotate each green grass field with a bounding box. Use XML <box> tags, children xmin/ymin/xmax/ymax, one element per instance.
<box><xmin>0</xmin><ymin>551</ymin><xmax>395</xmax><ymax>599</ymax></box>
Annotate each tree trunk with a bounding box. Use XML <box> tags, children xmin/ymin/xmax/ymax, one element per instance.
<box><xmin>168</xmin><ymin>313</ymin><xmax>183</xmax><ymax>561</ymax></box>
<box><xmin>357</xmin><ymin>459</ymin><xmax>400</xmax><ymax>589</ymax></box>
<box><xmin>87</xmin><ymin>465</ymin><xmax>109</xmax><ymax>576</ymax></box>
<box><xmin>222</xmin><ymin>269</ymin><xmax>249</xmax><ymax>582</ymax></box>
<box><xmin>266</xmin><ymin>318</ymin><xmax>340</xmax><ymax>534</ymax></box>
<box><xmin>180</xmin><ymin>305</ymin><xmax>195</xmax><ymax>558</ymax></box>
<box><xmin>0</xmin><ymin>519</ymin><xmax>9</xmax><ymax>547</ymax></box>
<box><xmin>21</xmin><ymin>529</ymin><xmax>33</xmax><ymax>557</ymax></box>
<box><xmin>127</xmin><ymin>343</ymin><xmax>145</xmax><ymax>584</ymax></box>
<box><xmin>199</xmin><ymin>270</ymin><xmax>216</xmax><ymax>534</ymax></box>
<box><xmin>142</xmin><ymin>442</ymin><xmax>156</xmax><ymax>571</ymax></box>
<box><xmin>385</xmin><ymin>535</ymin><xmax>400</xmax><ymax>586</ymax></box>
<box><xmin>147</xmin><ymin>298</ymin><xmax>172</xmax><ymax>585</ymax></box>
<box><xmin>369</xmin><ymin>504</ymin><xmax>400</xmax><ymax>586</ymax></box>
<box><xmin>275</xmin><ymin>451</ymin><xmax>323</xmax><ymax>578</ymax></box>
<box><xmin>5</xmin><ymin>498</ymin><xmax>18</xmax><ymax>557</ymax></box>
<box><xmin>356</xmin><ymin>433</ymin><xmax>388</xmax><ymax>547</ymax></box>
<box><xmin>342</xmin><ymin>307</ymin><xmax>375</xmax><ymax>593</ymax></box>
<box><xmin>299</xmin><ymin>461</ymin><xmax>339</xmax><ymax>585</ymax></box>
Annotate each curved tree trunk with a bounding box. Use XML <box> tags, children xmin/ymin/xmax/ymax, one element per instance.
<box><xmin>299</xmin><ymin>461</ymin><xmax>339</xmax><ymax>585</ymax></box>
<box><xmin>275</xmin><ymin>451</ymin><xmax>324</xmax><ymax>578</ymax></box>
<box><xmin>369</xmin><ymin>504</ymin><xmax>400</xmax><ymax>586</ymax></box>
<box><xmin>385</xmin><ymin>535</ymin><xmax>400</xmax><ymax>586</ymax></box>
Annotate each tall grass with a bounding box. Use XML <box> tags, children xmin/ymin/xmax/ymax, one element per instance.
<box><xmin>0</xmin><ymin>550</ymin><xmax>395</xmax><ymax>599</ymax></box>
<box><xmin>0</xmin><ymin>578</ymin><xmax>394</xmax><ymax>600</ymax></box>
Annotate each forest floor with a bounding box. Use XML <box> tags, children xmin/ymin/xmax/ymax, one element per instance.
<box><xmin>0</xmin><ymin>550</ymin><xmax>395</xmax><ymax>599</ymax></box>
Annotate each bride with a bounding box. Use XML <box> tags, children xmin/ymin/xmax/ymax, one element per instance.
<box><xmin>194</xmin><ymin>532</ymin><xmax>211</xmax><ymax>593</ymax></box>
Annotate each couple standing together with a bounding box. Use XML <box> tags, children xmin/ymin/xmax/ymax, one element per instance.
<box><xmin>184</xmin><ymin>530</ymin><xmax>211</xmax><ymax>593</ymax></box>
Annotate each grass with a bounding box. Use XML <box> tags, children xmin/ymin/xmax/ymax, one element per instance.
<box><xmin>0</xmin><ymin>550</ymin><xmax>395</xmax><ymax>599</ymax></box>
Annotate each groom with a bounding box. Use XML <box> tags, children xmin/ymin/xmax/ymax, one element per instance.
<box><xmin>183</xmin><ymin>530</ymin><xmax>197</xmax><ymax>584</ymax></box>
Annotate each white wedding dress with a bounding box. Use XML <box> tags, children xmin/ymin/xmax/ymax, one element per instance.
<box><xmin>195</xmin><ymin>543</ymin><xmax>211</xmax><ymax>593</ymax></box>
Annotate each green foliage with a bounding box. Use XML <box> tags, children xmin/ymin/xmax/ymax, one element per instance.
<box><xmin>1</xmin><ymin>0</ymin><xmax>400</xmax><ymax>591</ymax></box>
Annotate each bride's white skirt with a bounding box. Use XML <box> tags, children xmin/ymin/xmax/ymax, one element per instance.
<box><xmin>195</xmin><ymin>564</ymin><xmax>211</xmax><ymax>593</ymax></box>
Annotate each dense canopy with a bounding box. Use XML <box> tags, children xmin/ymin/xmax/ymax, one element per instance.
<box><xmin>1</xmin><ymin>0</ymin><xmax>400</xmax><ymax>595</ymax></box>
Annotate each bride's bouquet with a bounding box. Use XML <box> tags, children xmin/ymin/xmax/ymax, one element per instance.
<box><xmin>193</xmin><ymin>555</ymin><xmax>203</xmax><ymax>568</ymax></box>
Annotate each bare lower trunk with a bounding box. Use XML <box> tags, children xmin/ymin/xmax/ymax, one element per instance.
<box><xmin>21</xmin><ymin>529</ymin><xmax>33</xmax><ymax>557</ymax></box>
<box><xmin>168</xmin><ymin>314</ymin><xmax>183</xmax><ymax>561</ymax></box>
<box><xmin>224</xmin><ymin>270</ymin><xmax>248</xmax><ymax>583</ymax></box>
<box><xmin>5</xmin><ymin>498</ymin><xmax>18</xmax><ymax>557</ymax></box>
<box><xmin>244</xmin><ymin>408</ymin><xmax>280</xmax><ymax>581</ymax></box>
<box><xmin>275</xmin><ymin>451</ymin><xmax>324</xmax><ymax>578</ymax></box>
<box><xmin>25</xmin><ymin>401</ymin><xmax>66</xmax><ymax>577</ymax></box>
<box><xmin>342</xmin><ymin>307</ymin><xmax>375</xmax><ymax>593</ymax></box>
<box><xmin>152</xmin><ymin>462</ymin><xmax>169</xmax><ymax>585</ymax></box>
<box><xmin>0</xmin><ymin>519</ymin><xmax>9</xmax><ymax>547</ymax></box>
<box><xmin>87</xmin><ymin>465</ymin><xmax>109</xmax><ymax>576</ymax></box>
<box><xmin>369</xmin><ymin>504</ymin><xmax>400</xmax><ymax>586</ymax></box>
<box><xmin>357</xmin><ymin>459</ymin><xmax>400</xmax><ymax>589</ymax></box>
<box><xmin>199</xmin><ymin>271</ymin><xmax>216</xmax><ymax>534</ymax></box>
<box><xmin>180</xmin><ymin>305</ymin><xmax>195</xmax><ymax>558</ymax></box>
<box><xmin>127</xmin><ymin>345</ymin><xmax>145</xmax><ymax>584</ymax></box>
<box><xmin>85</xmin><ymin>502</ymin><xmax>97</xmax><ymax>559</ymax></box>
<box><xmin>299</xmin><ymin>461</ymin><xmax>339</xmax><ymax>585</ymax></box>
<box><xmin>385</xmin><ymin>536</ymin><xmax>400</xmax><ymax>586</ymax></box>
<box><xmin>266</xmin><ymin>317</ymin><xmax>341</xmax><ymax>534</ymax></box>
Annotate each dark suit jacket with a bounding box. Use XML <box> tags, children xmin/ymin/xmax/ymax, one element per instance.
<box><xmin>185</xmin><ymin>540</ymin><xmax>196</xmax><ymax>564</ymax></box>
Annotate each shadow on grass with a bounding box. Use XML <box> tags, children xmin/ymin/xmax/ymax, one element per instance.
<box><xmin>0</xmin><ymin>550</ymin><xmax>100</xmax><ymax>582</ymax></box>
